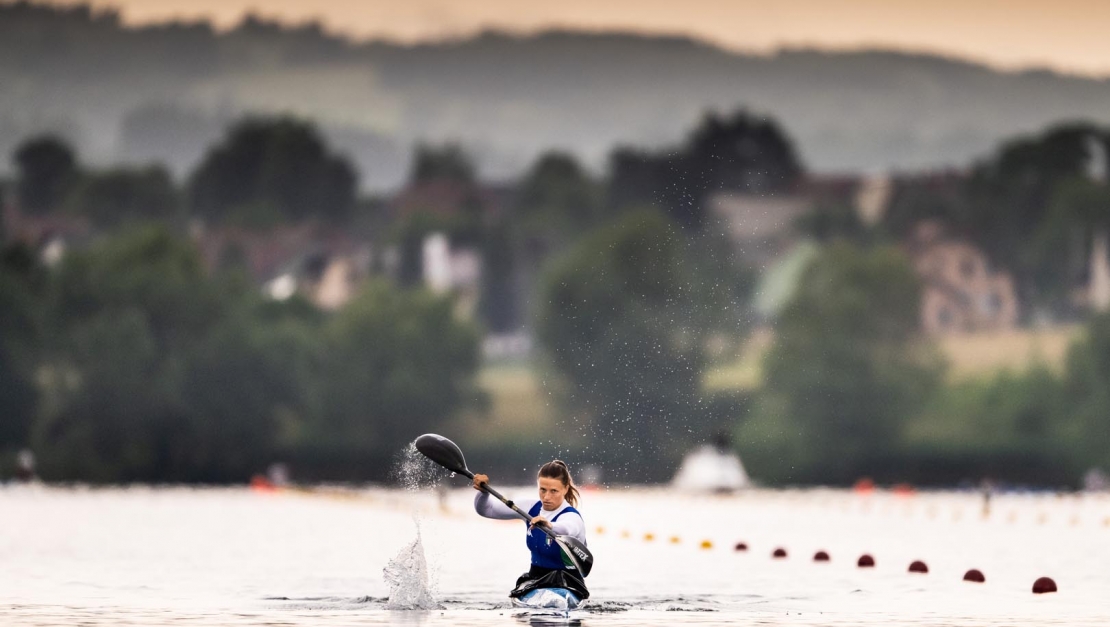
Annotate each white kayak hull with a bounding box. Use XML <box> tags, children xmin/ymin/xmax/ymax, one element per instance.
<box><xmin>511</xmin><ymin>587</ymin><xmax>584</xmax><ymax>611</ymax></box>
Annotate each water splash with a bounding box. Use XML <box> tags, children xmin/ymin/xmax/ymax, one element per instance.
<box><xmin>383</xmin><ymin>522</ymin><xmax>442</xmax><ymax>610</ymax></box>
<box><xmin>392</xmin><ymin>441</ymin><xmax>444</xmax><ymax>491</ymax></box>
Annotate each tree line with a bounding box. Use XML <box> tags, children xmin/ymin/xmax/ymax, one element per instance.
<box><xmin>3</xmin><ymin>109</ymin><xmax>1110</xmax><ymax>486</ymax></box>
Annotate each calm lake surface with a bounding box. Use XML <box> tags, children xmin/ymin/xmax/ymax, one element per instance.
<box><xmin>2</xmin><ymin>484</ymin><xmax>1107</xmax><ymax>625</ymax></box>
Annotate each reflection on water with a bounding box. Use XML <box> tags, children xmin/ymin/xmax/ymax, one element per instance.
<box><xmin>1</xmin><ymin>485</ymin><xmax>1107</xmax><ymax>625</ymax></box>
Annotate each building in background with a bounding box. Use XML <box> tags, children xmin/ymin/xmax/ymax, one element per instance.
<box><xmin>907</xmin><ymin>221</ymin><xmax>1018</xmax><ymax>334</ymax></box>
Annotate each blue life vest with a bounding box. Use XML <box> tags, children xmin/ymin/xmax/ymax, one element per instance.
<box><xmin>525</xmin><ymin>501</ymin><xmax>582</xmax><ymax>570</ymax></box>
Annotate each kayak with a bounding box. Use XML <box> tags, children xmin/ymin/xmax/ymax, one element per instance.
<box><xmin>511</xmin><ymin>587</ymin><xmax>584</xmax><ymax>611</ymax></box>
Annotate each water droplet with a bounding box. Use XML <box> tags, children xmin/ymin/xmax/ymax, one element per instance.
<box><xmin>449</xmin><ymin>472</ymin><xmax>456</xmax><ymax>478</ymax></box>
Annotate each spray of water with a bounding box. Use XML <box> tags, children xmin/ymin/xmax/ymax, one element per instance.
<box><xmin>383</xmin><ymin>521</ymin><xmax>442</xmax><ymax>610</ymax></box>
<box><xmin>392</xmin><ymin>441</ymin><xmax>445</xmax><ymax>491</ymax></box>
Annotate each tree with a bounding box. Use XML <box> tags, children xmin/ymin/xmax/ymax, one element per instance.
<box><xmin>739</xmin><ymin>243</ymin><xmax>943</xmax><ymax>484</ymax></box>
<box><xmin>1028</xmin><ymin>178</ymin><xmax>1110</xmax><ymax>310</ymax></box>
<box><xmin>33</xmin><ymin>228</ymin><xmax>328</xmax><ymax>482</ymax></box>
<box><xmin>1060</xmin><ymin>312</ymin><xmax>1110</xmax><ymax>471</ymax></box>
<box><xmin>0</xmin><ymin>244</ymin><xmax>43</xmax><ymax>452</ymax></box>
<box><xmin>188</xmin><ymin>117</ymin><xmax>357</xmax><ymax>225</ymax></box>
<box><xmin>608</xmin><ymin>110</ymin><xmax>803</xmax><ymax>229</ymax></box>
<box><xmin>964</xmin><ymin>123</ymin><xmax>1110</xmax><ymax>313</ymax></box>
<box><xmin>64</xmin><ymin>165</ymin><xmax>182</xmax><ymax>227</ymax></box>
<box><xmin>515</xmin><ymin>151</ymin><xmax>602</xmax><ymax>236</ymax></box>
<box><xmin>13</xmin><ymin>135</ymin><xmax>77</xmax><ymax>214</ymax></box>
<box><xmin>536</xmin><ymin>209</ymin><xmax>716</xmax><ymax>481</ymax></box>
<box><xmin>313</xmin><ymin>281</ymin><xmax>481</xmax><ymax>477</ymax></box>
<box><xmin>410</xmin><ymin>143</ymin><xmax>476</xmax><ymax>185</ymax></box>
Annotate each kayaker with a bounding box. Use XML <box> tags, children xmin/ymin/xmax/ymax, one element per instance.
<box><xmin>472</xmin><ymin>460</ymin><xmax>589</xmax><ymax>600</ymax></box>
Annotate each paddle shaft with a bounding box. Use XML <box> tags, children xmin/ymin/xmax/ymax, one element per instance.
<box><xmin>460</xmin><ymin>469</ymin><xmax>561</xmax><ymax>542</ymax></box>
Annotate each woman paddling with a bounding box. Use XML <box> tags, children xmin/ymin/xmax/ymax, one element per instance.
<box><xmin>472</xmin><ymin>460</ymin><xmax>589</xmax><ymax>601</ymax></box>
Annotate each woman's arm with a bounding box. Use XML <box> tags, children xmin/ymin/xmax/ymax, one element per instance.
<box><xmin>550</xmin><ymin>512</ymin><xmax>586</xmax><ymax>542</ymax></box>
<box><xmin>474</xmin><ymin>491</ymin><xmax>537</xmax><ymax>520</ymax></box>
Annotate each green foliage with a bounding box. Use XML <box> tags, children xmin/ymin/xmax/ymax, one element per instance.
<box><xmin>1060</xmin><ymin>313</ymin><xmax>1110</xmax><ymax>470</ymax></box>
<box><xmin>740</xmin><ymin>243</ymin><xmax>943</xmax><ymax>484</ymax></box>
<box><xmin>0</xmin><ymin>244</ymin><xmax>44</xmax><ymax>451</ymax></box>
<box><xmin>314</xmin><ymin>281</ymin><xmax>481</xmax><ymax>475</ymax></box>
<box><xmin>515</xmin><ymin>152</ymin><xmax>602</xmax><ymax>236</ymax></box>
<box><xmin>64</xmin><ymin>165</ymin><xmax>181</xmax><ymax>227</ymax></box>
<box><xmin>1029</xmin><ymin>178</ymin><xmax>1110</xmax><ymax>308</ymax></box>
<box><xmin>536</xmin><ymin>209</ymin><xmax>722</xmax><ymax>480</ymax></box>
<box><xmin>965</xmin><ymin>123</ymin><xmax>1110</xmax><ymax>313</ymax></box>
<box><xmin>880</xmin><ymin>176</ymin><xmax>968</xmax><ymax>239</ymax></box>
<box><xmin>903</xmin><ymin>364</ymin><xmax>1074</xmax><ymax>484</ymax></box>
<box><xmin>13</xmin><ymin>227</ymin><xmax>480</xmax><ymax>482</ymax></box>
<box><xmin>609</xmin><ymin>110</ymin><xmax>802</xmax><ymax>229</ymax></box>
<box><xmin>49</xmin><ymin>227</ymin><xmax>224</xmax><ymax>351</ymax></box>
<box><xmin>13</xmin><ymin>135</ymin><xmax>78</xmax><ymax>214</ymax></box>
<box><xmin>188</xmin><ymin>116</ymin><xmax>357</xmax><ymax>225</ymax></box>
<box><xmin>410</xmin><ymin>143</ymin><xmax>476</xmax><ymax>185</ymax></box>
<box><xmin>795</xmin><ymin>201</ymin><xmax>871</xmax><ymax>244</ymax></box>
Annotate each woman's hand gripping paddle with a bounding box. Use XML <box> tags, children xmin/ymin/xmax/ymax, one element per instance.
<box><xmin>414</xmin><ymin>433</ymin><xmax>594</xmax><ymax>577</ymax></box>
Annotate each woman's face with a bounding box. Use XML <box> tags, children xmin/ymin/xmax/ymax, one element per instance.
<box><xmin>537</xmin><ymin>476</ymin><xmax>566</xmax><ymax>510</ymax></box>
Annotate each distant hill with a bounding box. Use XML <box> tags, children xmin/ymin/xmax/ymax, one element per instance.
<box><xmin>4</xmin><ymin>2</ymin><xmax>1110</xmax><ymax>190</ymax></box>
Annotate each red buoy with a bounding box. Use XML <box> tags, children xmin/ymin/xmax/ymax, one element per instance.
<box><xmin>908</xmin><ymin>560</ymin><xmax>928</xmax><ymax>573</ymax></box>
<box><xmin>813</xmin><ymin>550</ymin><xmax>830</xmax><ymax>562</ymax></box>
<box><xmin>857</xmin><ymin>554</ymin><xmax>875</xmax><ymax>568</ymax></box>
<box><xmin>734</xmin><ymin>542</ymin><xmax>748</xmax><ymax>552</ymax></box>
<box><xmin>1032</xmin><ymin>577</ymin><xmax>1057</xmax><ymax>594</ymax></box>
<box><xmin>772</xmin><ymin>547</ymin><xmax>788</xmax><ymax>559</ymax></box>
<box><xmin>963</xmin><ymin>569</ymin><xmax>985</xmax><ymax>583</ymax></box>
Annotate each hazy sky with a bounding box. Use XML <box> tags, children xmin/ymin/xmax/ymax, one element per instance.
<box><xmin>45</xmin><ymin>0</ymin><xmax>1110</xmax><ymax>76</ymax></box>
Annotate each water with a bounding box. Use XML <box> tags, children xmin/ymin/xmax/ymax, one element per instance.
<box><xmin>383</xmin><ymin>522</ymin><xmax>440</xmax><ymax>610</ymax></box>
<box><xmin>392</xmin><ymin>443</ymin><xmax>444</xmax><ymax>492</ymax></box>
<box><xmin>1</xmin><ymin>484</ymin><xmax>1107</xmax><ymax>625</ymax></box>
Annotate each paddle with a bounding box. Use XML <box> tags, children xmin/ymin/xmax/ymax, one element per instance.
<box><xmin>414</xmin><ymin>433</ymin><xmax>594</xmax><ymax>577</ymax></box>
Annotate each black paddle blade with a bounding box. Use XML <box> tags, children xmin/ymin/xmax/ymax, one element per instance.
<box><xmin>414</xmin><ymin>433</ymin><xmax>473</xmax><ymax>478</ymax></box>
<box><xmin>555</xmin><ymin>536</ymin><xmax>594</xmax><ymax>578</ymax></box>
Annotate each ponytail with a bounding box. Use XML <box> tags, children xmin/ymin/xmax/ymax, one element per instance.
<box><xmin>538</xmin><ymin>459</ymin><xmax>580</xmax><ymax>507</ymax></box>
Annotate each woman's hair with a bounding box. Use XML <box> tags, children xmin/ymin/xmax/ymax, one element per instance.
<box><xmin>538</xmin><ymin>459</ymin><xmax>580</xmax><ymax>507</ymax></box>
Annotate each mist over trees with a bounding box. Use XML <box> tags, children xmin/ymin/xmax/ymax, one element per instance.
<box><xmin>9</xmin><ymin>2</ymin><xmax>1110</xmax><ymax>189</ymax></box>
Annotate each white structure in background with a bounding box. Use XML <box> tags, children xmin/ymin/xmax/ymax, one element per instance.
<box><xmin>672</xmin><ymin>444</ymin><xmax>751</xmax><ymax>493</ymax></box>
<box><xmin>422</xmin><ymin>232</ymin><xmax>482</xmax><ymax>294</ymax></box>
<box><xmin>266</xmin><ymin>273</ymin><xmax>297</xmax><ymax>301</ymax></box>
<box><xmin>423</xmin><ymin>232</ymin><xmax>453</xmax><ymax>293</ymax></box>
<box><xmin>1086</xmin><ymin>136</ymin><xmax>1110</xmax><ymax>312</ymax></box>
<box><xmin>854</xmin><ymin>173</ymin><xmax>893</xmax><ymax>226</ymax></box>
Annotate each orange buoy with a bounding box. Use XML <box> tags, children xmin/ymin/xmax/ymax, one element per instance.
<box><xmin>700</xmin><ymin>540</ymin><xmax>713</xmax><ymax>550</ymax></box>
<box><xmin>813</xmin><ymin>550</ymin><xmax>830</xmax><ymax>562</ymax></box>
<box><xmin>963</xmin><ymin>569</ymin><xmax>985</xmax><ymax>583</ymax></box>
<box><xmin>644</xmin><ymin>533</ymin><xmax>655</xmax><ymax>542</ymax></box>
<box><xmin>908</xmin><ymin>560</ymin><xmax>928</xmax><ymax>573</ymax></box>
<box><xmin>669</xmin><ymin>535</ymin><xmax>681</xmax><ymax>544</ymax></box>
<box><xmin>1032</xmin><ymin>577</ymin><xmax>1057</xmax><ymax>594</ymax></box>
<box><xmin>857</xmin><ymin>554</ymin><xmax>875</xmax><ymax>568</ymax></box>
<box><xmin>772</xmin><ymin>547</ymin><xmax>787</xmax><ymax>559</ymax></box>
<box><xmin>734</xmin><ymin>542</ymin><xmax>748</xmax><ymax>552</ymax></box>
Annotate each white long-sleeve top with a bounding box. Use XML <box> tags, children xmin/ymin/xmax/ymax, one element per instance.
<box><xmin>473</xmin><ymin>491</ymin><xmax>587</xmax><ymax>544</ymax></box>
